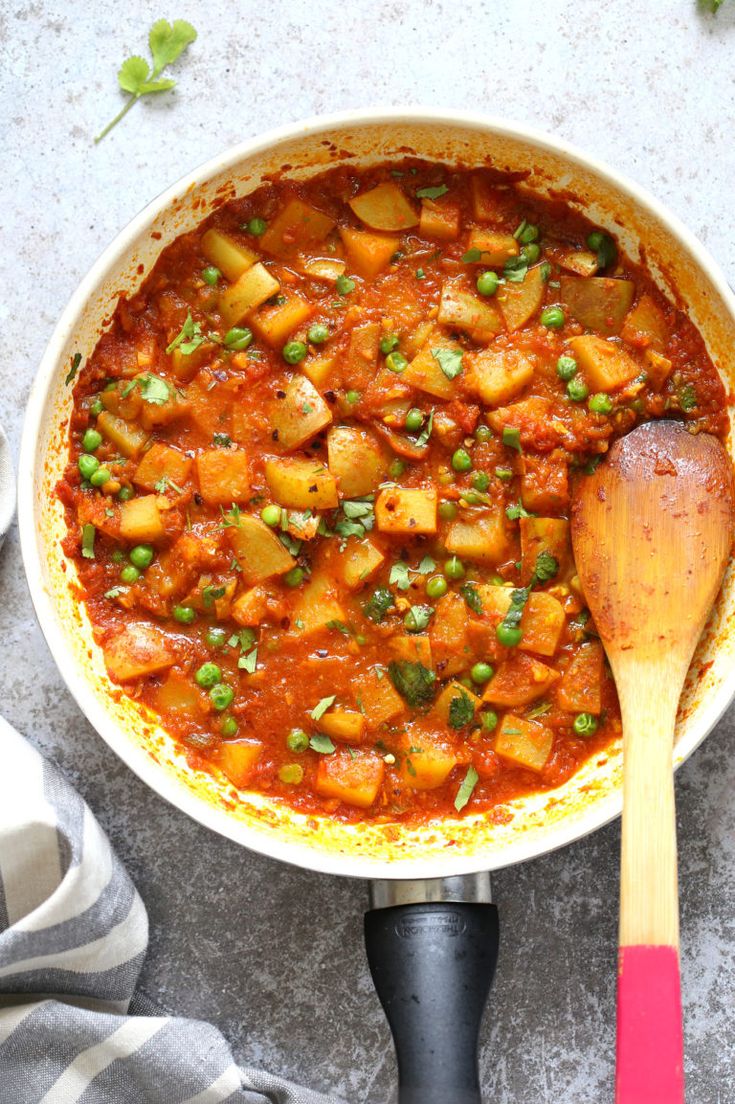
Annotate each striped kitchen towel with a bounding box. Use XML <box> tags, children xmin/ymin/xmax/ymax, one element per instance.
<box><xmin>0</xmin><ymin>717</ymin><xmax>344</xmax><ymax>1104</ymax></box>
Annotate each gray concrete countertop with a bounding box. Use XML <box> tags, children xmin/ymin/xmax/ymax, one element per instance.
<box><xmin>2</xmin><ymin>1</ymin><xmax>735</xmax><ymax>1100</ymax></box>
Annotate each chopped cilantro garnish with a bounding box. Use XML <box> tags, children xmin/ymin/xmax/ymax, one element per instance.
<box><xmin>311</xmin><ymin>695</ymin><xmax>336</xmax><ymax>721</ymax></box>
<box><xmin>416</xmin><ymin>184</ymin><xmax>449</xmax><ymax>200</ymax></box>
<box><xmin>65</xmin><ymin>352</ymin><xmax>82</xmax><ymax>386</ymax></box>
<box><xmin>432</xmin><ymin>347</ymin><xmax>463</xmax><ymax>380</ymax></box>
<box><xmin>460</xmin><ymin>582</ymin><xmax>483</xmax><ymax>614</ymax></box>
<box><xmin>454</xmin><ymin>765</ymin><xmax>479</xmax><ymax>811</ymax></box>
<box><xmin>165</xmin><ymin>311</ymin><xmax>206</xmax><ymax>357</ymax></box>
<box><xmin>309</xmin><ymin>734</ymin><xmax>336</xmax><ymax>754</ymax></box>
<box><xmin>388</xmin><ymin>661</ymin><xmax>436</xmax><ymax>708</ymax></box>
<box><xmin>448</xmin><ymin>689</ymin><xmax>475</xmax><ymax>730</ymax></box>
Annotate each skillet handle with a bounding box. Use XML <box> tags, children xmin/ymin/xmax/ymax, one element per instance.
<box><xmin>364</xmin><ymin>878</ymin><xmax>498</xmax><ymax>1104</ymax></box>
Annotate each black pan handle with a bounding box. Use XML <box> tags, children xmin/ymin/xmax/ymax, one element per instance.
<box><xmin>364</xmin><ymin>877</ymin><xmax>499</xmax><ymax>1104</ymax></box>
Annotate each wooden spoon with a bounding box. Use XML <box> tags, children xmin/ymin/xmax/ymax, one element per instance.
<box><xmin>571</xmin><ymin>419</ymin><xmax>734</xmax><ymax>1103</ymax></box>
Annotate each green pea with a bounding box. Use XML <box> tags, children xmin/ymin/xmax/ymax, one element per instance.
<box><xmin>405</xmin><ymin>408</ymin><xmax>424</xmax><ymax>432</ymax></box>
<box><xmin>346</xmin><ymin>390</ymin><xmax>361</xmax><ymax>405</ymax></box>
<box><xmin>247</xmin><ymin>217</ymin><xmax>267</xmax><ymax>236</ymax></box>
<box><xmin>279</xmin><ymin>763</ymin><xmax>304</xmax><ymax>785</ymax></box>
<box><xmin>472</xmin><ymin>471</ymin><xmax>490</xmax><ymax>492</ymax></box>
<box><xmin>451</xmin><ymin>448</ymin><xmax>472</xmax><ymax>473</ymax></box>
<box><xmin>90</xmin><ymin>398</ymin><xmax>104</xmax><ymax>417</ymax></box>
<box><xmin>476</xmin><ymin>271</ymin><xmax>500</xmax><ymax>297</ymax></box>
<box><xmin>284</xmin><ymin>566</ymin><xmax>305</xmax><ymax>587</ymax></box>
<box><xmin>587</xmin><ymin>230</ymin><xmax>617</xmax><ymax>269</ymax></box>
<box><xmin>90</xmin><ymin>467</ymin><xmax>111</xmax><ymax>487</ymax></box>
<box><xmin>567</xmin><ymin>377</ymin><xmax>589</xmax><ymax>402</ymax></box>
<box><xmin>173</xmin><ymin>605</ymin><xmax>196</xmax><ymax>624</ymax></box>
<box><xmin>522</xmin><ymin>242</ymin><xmax>541</xmax><ymax>263</ymax></box>
<box><xmin>286</xmin><ymin>728</ymin><xmax>309</xmax><ymax>753</ymax></box>
<box><xmin>385</xmin><ymin>351</ymin><xmax>408</xmax><ymax>374</ymax></box>
<box><xmin>282</xmin><ymin>341</ymin><xmax>307</xmax><ymax>364</ymax></box>
<box><xmin>426</xmin><ymin>575</ymin><xmax>448</xmax><ymax>600</ymax></box>
<box><xmin>518</xmin><ymin>223</ymin><xmax>539</xmax><ymax>244</ymax></box>
<box><xmin>261</xmin><ymin>504</ymin><xmax>281</xmax><ymax>527</ymax></box>
<box><xmin>389</xmin><ymin>458</ymin><xmax>406</xmax><ymax>479</ymax></box>
<box><xmin>380</xmin><ymin>333</ymin><xmax>400</xmax><ymax>355</ymax></box>
<box><xmin>475</xmin><ymin>424</ymin><xmax>492</xmax><ymax>443</ymax></box>
<box><xmin>221</xmin><ymin>716</ymin><xmax>238</xmax><ymax>737</ymax></box>
<box><xmin>78</xmin><ymin>454</ymin><xmax>100</xmax><ymax>480</ymax></box>
<box><xmin>307</xmin><ymin>322</ymin><xmax>330</xmax><ymax>345</ymax></box>
<box><xmin>210</xmin><ymin>683</ymin><xmax>234</xmax><ymax>711</ymax></box>
<box><xmin>471</xmin><ymin>662</ymin><xmax>494</xmax><ymax>685</ymax></box>
<box><xmin>574</xmin><ymin>712</ymin><xmax>599</xmax><ymax>736</ymax></box>
<box><xmin>82</xmin><ymin>428</ymin><xmax>102</xmax><ymax>452</ymax></box>
<box><xmin>496</xmin><ymin>623</ymin><xmax>522</xmax><ymax>647</ymax></box>
<box><xmin>120</xmin><ymin>564</ymin><xmax>140</xmax><ymax>584</ymax></box>
<box><xmin>557</xmin><ymin>355</ymin><xmax>577</xmax><ymax>381</ymax></box>
<box><xmin>335</xmin><ymin>274</ymin><xmax>356</xmax><ymax>295</ymax></box>
<box><xmin>129</xmin><ymin>544</ymin><xmax>154</xmax><ymax>570</ymax></box>
<box><xmin>445</xmin><ymin>556</ymin><xmax>465</xmax><ymax>581</ymax></box>
<box><xmin>118</xmin><ymin>486</ymin><xmax>134</xmax><ymax>501</ymax></box>
<box><xmin>480</xmin><ymin>710</ymin><xmax>498</xmax><ymax>732</ymax></box>
<box><xmin>438</xmin><ymin>501</ymin><xmax>458</xmax><ymax>521</ymax></box>
<box><xmin>206</xmin><ymin>626</ymin><xmax>228</xmax><ymax>649</ymax></box>
<box><xmin>224</xmin><ymin>326</ymin><xmax>253</xmax><ymax>350</ymax></box>
<box><xmin>589</xmin><ymin>392</ymin><xmax>613</xmax><ymax>415</ymax></box>
<box><xmin>195</xmin><ymin>662</ymin><xmax>222</xmax><ymax>689</ymax></box>
<box><xmin>540</xmin><ymin>305</ymin><xmax>565</xmax><ymax>329</ymax></box>
<box><xmin>202</xmin><ymin>266</ymin><xmax>221</xmax><ymax>286</ymax></box>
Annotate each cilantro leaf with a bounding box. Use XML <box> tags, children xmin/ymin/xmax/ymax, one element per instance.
<box><xmin>461</xmin><ymin>248</ymin><xmax>483</xmax><ymax>263</ymax></box>
<box><xmin>138</xmin><ymin>374</ymin><xmax>171</xmax><ymax>405</ymax></box>
<box><xmin>416</xmin><ymin>184</ymin><xmax>449</xmax><ymax>200</ymax></box>
<box><xmin>432</xmin><ymin>347</ymin><xmax>463</xmax><ymax>381</ymax></box>
<box><xmin>454</xmin><ymin>765</ymin><xmax>479</xmax><ymax>811</ymax></box>
<box><xmin>460</xmin><ymin>583</ymin><xmax>483</xmax><ymax>615</ymax></box>
<box><xmin>417</xmin><ymin>555</ymin><xmax>436</xmax><ymax>575</ymax></box>
<box><xmin>678</xmin><ymin>383</ymin><xmax>697</xmax><ymax>411</ymax></box>
<box><xmin>309</xmin><ymin>734</ymin><xmax>336</xmax><ymax>754</ymax></box>
<box><xmin>503</xmin><ymin>255</ymin><xmax>529</xmax><ymax>283</ymax></box>
<box><xmin>213</xmin><ymin>433</ymin><xmax>232</xmax><ymax>448</ymax></box>
<box><xmin>65</xmin><ymin>352</ymin><xmax>82</xmax><ymax>386</ymax></box>
<box><xmin>389</xmin><ymin>562</ymin><xmax>412</xmax><ymax>591</ymax></box>
<box><xmin>238</xmin><ymin>647</ymin><xmax>258</xmax><ymax>673</ymax></box>
<box><xmin>415</xmin><ymin>409</ymin><xmax>434</xmax><ymax>449</ymax></box>
<box><xmin>166</xmin><ymin>311</ymin><xmax>206</xmax><ymax>356</ymax></box>
<box><xmin>81</xmin><ymin>523</ymin><xmax>96</xmax><ymax>560</ymax></box>
<box><xmin>532</xmin><ymin>551</ymin><xmax>559</xmax><ymax>584</ymax></box>
<box><xmin>506</xmin><ymin>501</ymin><xmax>533</xmax><ymax>521</ymax></box>
<box><xmin>311</xmin><ymin>695</ymin><xmax>336</xmax><ymax>721</ymax></box>
<box><xmin>202</xmin><ymin>584</ymin><xmax>226</xmax><ymax>609</ymax></box>
<box><xmin>364</xmin><ymin>587</ymin><xmax>394</xmax><ymax>623</ymax></box>
<box><xmin>388</xmin><ymin>661</ymin><xmax>436</xmax><ymax>708</ymax></box>
<box><xmin>448</xmin><ymin>689</ymin><xmax>475</xmax><ymax>730</ymax></box>
<box><xmin>95</xmin><ymin>19</ymin><xmax>197</xmax><ymax>143</ymax></box>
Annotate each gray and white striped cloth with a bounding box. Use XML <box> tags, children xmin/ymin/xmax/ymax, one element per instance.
<box><xmin>0</xmin><ymin>717</ymin><xmax>344</xmax><ymax>1104</ymax></box>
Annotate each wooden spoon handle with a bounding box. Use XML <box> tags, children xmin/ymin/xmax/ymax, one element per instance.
<box><xmin>616</xmin><ymin>945</ymin><xmax>684</xmax><ymax>1103</ymax></box>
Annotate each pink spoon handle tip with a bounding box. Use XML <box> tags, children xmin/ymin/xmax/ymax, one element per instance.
<box><xmin>616</xmin><ymin>944</ymin><xmax>684</xmax><ymax>1104</ymax></box>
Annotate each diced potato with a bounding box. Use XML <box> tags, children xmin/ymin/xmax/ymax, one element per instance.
<box><xmin>470</xmin><ymin>173</ymin><xmax>505</xmax><ymax>222</ymax></box>
<box><xmin>620</xmin><ymin>293</ymin><xmax>668</xmax><ymax>351</ymax></box>
<box><xmin>430</xmin><ymin>592</ymin><xmax>472</xmax><ymax>678</ymax></box>
<box><xmin>400</xmin><ymin>735</ymin><xmax>457</xmax><ymax>790</ymax></box>
<box><xmin>196</xmin><ymin>449</ymin><xmax>250</xmax><ymax>505</ymax></box>
<box><xmin>264</xmin><ymin>457</ymin><xmax>338</xmax><ymax>510</ymax></box>
<box><xmin>556</xmin><ymin>250</ymin><xmax>598</xmax><ymax>277</ymax></box>
<box><xmin>567</xmin><ymin>335</ymin><xmax>639</xmax><ymax>391</ymax></box>
<box><xmin>318</xmin><ymin>709</ymin><xmax>367</xmax><ymax>744</ymax></box>
<box><xmin>97</xmin><ymin>411</ymin><xmax>148</xmax><ymax>459</ymax></box>
<box><xmin>184</xmin><ymin>372</ymin><xmax>232</xmax><ymax>439</ymax></box>
<box><xmin>285</xmin><ymin>510</ymin><xmax>320</xmax><ymax>541</ymax></box>
<box><xmin>356</xmin><ymin>668</ymin><xmax>405</xmax><ymax>729</ymax></box>
<box><xmin>154</xmin><ymin>671</ymin><xmax>201</xmax><ymax>716</ymax></box>
<box><xmin>438</xmin><ymin>281</ymin><xmax>504</xmax><ymax>342</ymax></box>
<box><xmin>201</xmin><ymin>229</ymin><xmax>258</xmax><ymax>282</ymax></box>
<box><xmin>644</xmin><ymin>348</ymin><xmax>674</xmax><ymax>389</ymax></box>
<box><xmin>340</xmin><ymin>322</ymin><xmax>381</xmax><ymax>390</ymax></box>
<box><xmin>231</xmin><ymin>585</ymin><xmax>269</xmax><ymax>627</ymax></box>
<box><xmin>403</xmin><ymin>331</ymin><xmax>463</xmax><ymax>401</ymax></box>
<box><xmin>375</xmin><ymin>487</ymin><xmax>437</xmax><ymax>535</ymax></box>
<box><xmin>339</xmin><ymin>227</ymin><xmax>398</xmax><ymax>278</ymax></box>
<box><xmin>560</xmin><ymin>276</ymin><xmax>635</xmax><ymax>336</ymax></box>
<box><xmin>445</xmin><ymin>510</ymin><xmax>508</xmax><ymax>565</ymax></box>
<box><xmin>251</xmin><ymin>294</ymin><xmax>314</xmax><ymax>347</ymax></box>
<box><xmin>327</xmin><ymin>425</ymin><xmax>387</xmax><ymax>496</ymax></box>
<box><xmin>419</xmin><ymin>199</ymin><xmax>460</xmax><ymax>241</ymax></box>
<box><xmin>465</xmin><ymin>229</ymin><xmax>519</xmax><ymax>266</ymax></box>
<box><xmin>170</xmin><ymin>340</ymin><xmax>213</xmax><ymax>381</ymax></box>
<box><xmin>497</xmin><ymin>266</ymin><xmax>546</xmax><ymax>332</ymax></box>
<box><xmin>119</xmin><ymin>495</ymin><xmax>165</xmax><ymax>543</ymax></box>
<box><xmin>134</xmin><ymin>442</ymin><xmax>192</xmax><ymax>492</ymax></box>
<box><xmin>339</xmin><ymin>538</ymin><xmax>385</xmax><ymax>589</ymax></box>
<box><xmin>300</xmin><ymin>257</ymin><xmax>346</xmax><ymax>282</ymax></box>
<box><xmin>259</xmin><ymin>198</ymin><xmax>335</xmax><ymax>258</ymax></box>
<box><xmin>520</xmin><ymin>451</ymin><xmax>569</xmax><ymax>514</ymax></box>
<box><xmin>219</xmin><ymin>263</ymin><xmax>280</xmax><ymax>327</ymax></box>
<box><xmin>495</xmin><ymin>714</ymin><xmax>553</xmax><ymax>772</ymax></box>
<box><xmin>315</xmin><ymin>748</ymin><xmax>385</xmax><ymax>808</ymax></box>
<box><xmin>288</xmin><ymin>568</ymin><xmax>346</xmax><ymax>636</ymax></box>
<box><xmin>556</xmin><ymin>642</ymin><xmax>604</xmax><ymax>714</ymax></box>
<box><xmin>302</xmin><ymin>354</ymin><xmax>335</xmax><ymax>389</ymax></box>
<box><xmin>349</xmin><ymin>181</ymin><xmax>418</xmax><ymax>231</ymax></box>
<box><xmin>476</xmin><ymin>585</ymin><xmax>565</xmax><ymax>657</ymax></box>
<box><xmin>467</xmin><ymin>347</ymin><xmax>535</xmax><ymax>407</ymax></box>
<box><xmin>435</xmin><ymin>680</ymin><xmax>483</xmax><ymax>725</ymax></box>
<box><xmin>271</xmin><ymin>376</ymin><xmax>332</xmax><ymax>451</ymax></box>
<box><xmin>483</xmin><ymin>654</ymin><xmax>559</xmax><ymax>707</ymax></box>
<box><xmin>389</xmin><ymin>633</ymin><xmax>433</xmax><ymax>669</ymax></box>
<box><xmin>103</xmin><ymin>622</ymin><xmax>176</xmax><ymax>682</ymax></box>
<box><xmin>520</xmin><ymin>516</ymin><xmax>571</xmax><ymax>584</ymax></box>
<box><xmin>226</xmin><ymin>515</ymin><xmax>295</xmax><ymax>584</ymax></box>
<box><xmin>139</xmin><ymin>387</ymin><xmax>189</xmax><ymax>432</ymax></box>
<box><xmin>218</xmin><ymin>740</ymin><xmax>263</xmax><ymax>789</ymax></box>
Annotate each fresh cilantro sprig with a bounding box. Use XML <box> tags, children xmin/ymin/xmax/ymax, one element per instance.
<box><xmin>95</xmin><ymin>20</ymin><xmax>197</xmax><ymax>143</ymax></box>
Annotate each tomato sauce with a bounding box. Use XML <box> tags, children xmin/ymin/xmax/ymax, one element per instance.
<box><xmin>59</xmin><ymin>159</ymin><xmax>728</xmax><ymax>824</ymax></box>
